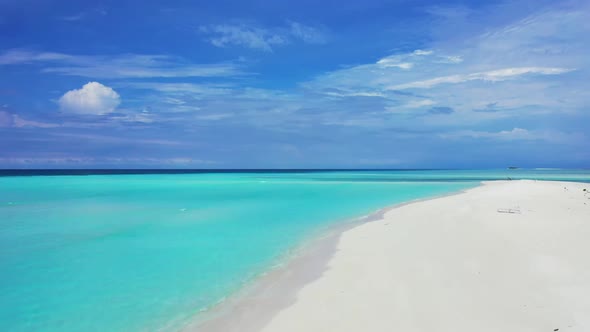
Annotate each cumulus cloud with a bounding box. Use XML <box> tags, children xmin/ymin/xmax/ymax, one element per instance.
<box><xmin>58</xmin><ymin>82</ymin><xmax>121</xmax><ymax>115</ymax></box>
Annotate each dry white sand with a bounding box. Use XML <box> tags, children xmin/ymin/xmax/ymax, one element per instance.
<box><xmin>194</xmin><ymin>180</ymin><xmax>590</xmax><ymax>332</ymax></box>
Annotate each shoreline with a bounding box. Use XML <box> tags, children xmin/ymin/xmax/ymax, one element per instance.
<box><xmin>187</xmin><ymin>180</ymin><xmax>590</xmax><ymax>331</ymax></box>
<box><xmin>184</xmin><ymin>181</ymin><xmax>481</xmax><ymax>331</ymax></box>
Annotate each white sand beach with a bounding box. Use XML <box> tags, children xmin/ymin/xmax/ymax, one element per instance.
<box><xmin>195</xmin><ymin>180</ymin><xmax>590</xmax><ymax>332</ymax></box>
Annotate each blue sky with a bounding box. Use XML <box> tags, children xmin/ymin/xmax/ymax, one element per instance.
<box><xmin>0</xmin><ymin>0</ymin><xmax>588</xmax><ymax>168</ymax></box>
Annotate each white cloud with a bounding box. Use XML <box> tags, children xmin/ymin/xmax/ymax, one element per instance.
<box><xmin>52</xmin><ymin>132</ymin><xmax>181</xmax><ymax>145</ymax></box>
<box><xmin>321</xmin><ymin>89</ymin><xmax>385</xmax><ymax>98</ymax></box>
<box><xmin>425</xmin><ymin>5</ymin><xmax>473</xmax><ymax>20</ymax></box>
<box><xmin>0</xmin><ymin>111</ymin><xmax>59</xmax><ymax>128</ymax></box>
<box><xmin>109</xmin><ymin>109</ymin><xmax>155</xmax><ymax>124</ymax></box>
<box><xmin>0</xmin><ymin>50</ymin><xmax>72</xmax><ymax>64</ymax></box>
<box><xmin>376</xmin><ymin>58</ymin><xmax>413</xmax><ymax>69</ymax></box>
<box><xmin>0</xmin><ymin>110</ymin><xmax>12</xmax><ymax>127</ymax></box>
<box><xmin>200</xmin><ymin>21</ymin><xmax>327</xmax><ymax>51</ymax></box>
<box><xmin>305</xmin><ymin>49</ymin><xmax>466</xmax><ymax>95</ymax></box>
<box><xmin>2</xmin><ymin>2</ymin><xmax>585</xmax><ymax>146</ymax></box>
<box><xmin>60</xmin><ymin>13</ymin><xmax>85</xmax><ymax>21</ymax></box>
<box><xmin>288</xmin><ymin>21</ymin><xmax>327</xmax><ymax>44</ymax></box>
<box><xmin>413</xmin><ymin>49</ymin><xmax>433</xmax><ymax>55</ymax></box>
<box><xmin>376</xmin><ymin>50</ymin><xmax>439</xmax><ymax>69</ymax></box>
<box><xmin>300</xmin><ymin>2</ymin><xmax>590</xmax><ymax>122</ymax></box>
<box><xmin>12</xmin><ymin>115</ymin><xmax>59</xmax><ymax>128</ymax></box>
<box><xmin>0</xmin><ymin>157</ymin><xmax>217</xmax><ymax>166</ymax></box>
<box><xmin>405</xmin><ymin>99</ymin><xmax>436</xmax><ymax>108</ymax></box>
<box><xmin>441</xmin><ymin>127</ymin><xmax>533</xmax><ymax>140</ymax></box>
<box><xmin>0</xmin><ymin>157</ymin><xmax>96</xmax><ymax>165</ymax></box>
<box><xmin>195</xmin><ymin>113</ymin><xmax>233</xmax><ymax>121</ymax></box>
<box><xmin>199</xmin><ymin>24</ymin><xmax>286</xmax><ymax>51</ymax></box>
<box><xmin>124</xmin><ymin>82</ymin><xmax>232</xmax><ymax>96</ymax></box>
<box><xmin>43</xmin><ymin>64</ymin><xmax>238</xmax><ymax>78</ymax></box>
<box><xmin>58</xmin><ymin>82</ymin><xmax>121</xmax><ymax>115</ymax></box>
<box><xmin>0</xmin><ymin>50</ymin><xmax>241</xmax><ymax>78</ymax></box>
<box><xmin>440</xmin><ymin>128</ymin><xmax>586</xmax><ymax>143</ymax></box>
<box><xmin>387</xmin><ymin>67</ymin><xmax>572</xmax><ymax>90</ymax></box>
<box><xmin>438</xmin><ymin>55</ymin><xmax>463</xmax><ymax>64</ymax></box>
<box><xmin>163</xmin><ymin>97</ymin><xmax>186</xmax><ymax>105</ymax></box>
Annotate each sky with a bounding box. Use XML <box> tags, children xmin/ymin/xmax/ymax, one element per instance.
<box><xmin>0</xmin><ymin>0</ymin><xmax>588</xmax><ymax>168</ymax></box>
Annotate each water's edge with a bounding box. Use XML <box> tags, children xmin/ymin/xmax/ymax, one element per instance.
<box><xmin>184</xmin><ymin>181</ymin><xmax>484</xmax><ymax>332</ymax></box>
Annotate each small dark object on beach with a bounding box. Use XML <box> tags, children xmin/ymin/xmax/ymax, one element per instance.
<box><xmin>554</xmin><ymin>329</ymin><xmax>559</xmax><ymax>331</ymax></box>
<box><xmin>584</xmin><ymin>188</ymin><xmax>587</xmax><ymax>191</ymax></box>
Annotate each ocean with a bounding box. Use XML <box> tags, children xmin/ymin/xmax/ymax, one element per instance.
<box><xmin>1</xmin><ymin>169</ymin><xmax>589</xmax><ymax>331</ymax></box>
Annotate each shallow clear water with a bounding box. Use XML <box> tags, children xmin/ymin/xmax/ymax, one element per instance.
<box><xmin>0</xmin><ymin>169</ymin><xmax>588</xmax><ymax>331</ymax></box>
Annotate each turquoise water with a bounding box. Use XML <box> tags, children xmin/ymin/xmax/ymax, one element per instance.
<box><xmin>1</xmin><ymin>169</ymin><xmax>589</xmax><ymax>331</ymax></box>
